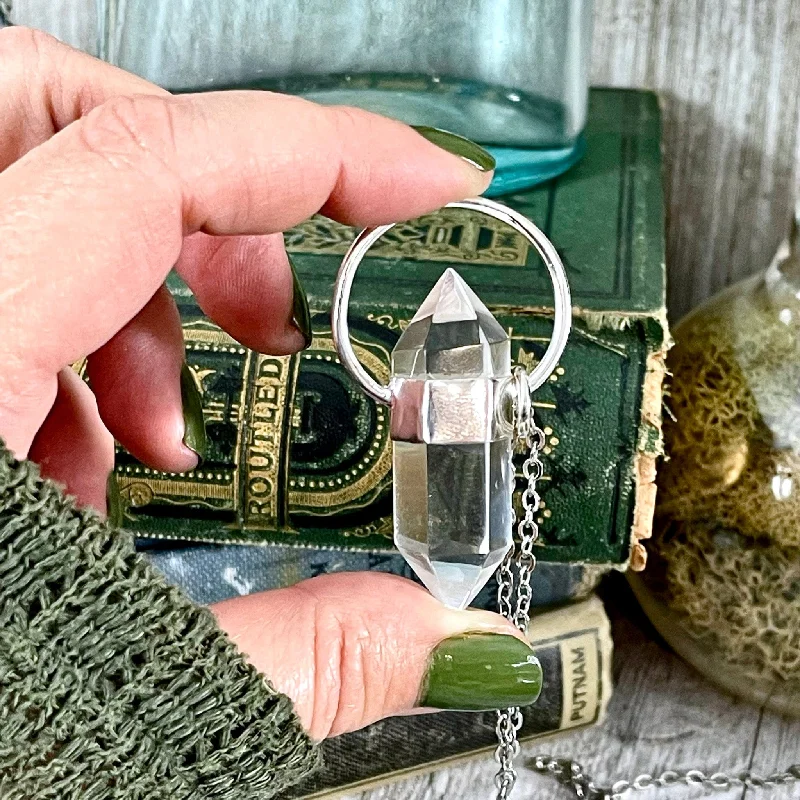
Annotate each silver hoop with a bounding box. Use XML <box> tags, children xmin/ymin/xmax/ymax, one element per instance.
<box><xmin>332</xmin><ymin>196</ymin><xmax>572</xmax><ymax>406</ymax></box>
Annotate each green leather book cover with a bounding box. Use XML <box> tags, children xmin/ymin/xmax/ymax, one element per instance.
<box><xmin>111</xmin><ymin>89</ymin><xmax>668</xmax><ymax>569</ymax></box>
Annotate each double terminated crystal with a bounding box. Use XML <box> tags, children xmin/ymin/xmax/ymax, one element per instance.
<box><xmin>391</xmin><ymin>268</ymin><xmax>514</xmax><ymax>609</ymax></box>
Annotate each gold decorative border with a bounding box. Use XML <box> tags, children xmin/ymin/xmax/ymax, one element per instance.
<box><xmin>288</xmin><ymin>336</ymin><xmax>393</xmax><ymax>513</ymax></box>
<box><xmin>118</xmin><ymin>475</ymin><xmax>235</xmax><ymax>508</ymax></box>
<box><xmin>286</xmin><ymin>209</ymin><xmax>529</xmax><ymax>266</ymax></box>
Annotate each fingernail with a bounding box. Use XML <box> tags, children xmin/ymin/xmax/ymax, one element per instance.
<box><xmin>420</xmin><ymin>633</ymin><xmax>542</xmax><ymax>711</ymax></box>
<box><xmin>288</xmin><ymin>254</ymin><xmax>313</xmax><ymax>348</ymax></box>
<box><xmin>411</xmin><ymin>126</ymin><xmax>496</xmax><ymax>172</ymax></box>
<box><xmin>180</xmin><ymin>361</ymin><xmax>207</xmax><ymax>462</ymax></box>
<box><xmin>106</xmin><ymin>471</ymin><xmax>124</xmax><ymax>528</ymax></box>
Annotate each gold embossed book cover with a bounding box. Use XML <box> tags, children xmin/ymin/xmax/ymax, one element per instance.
<box><xmin>99</xmin><ymin>89</ymin><xmax>667</xmax><ymax>582</ymax></box>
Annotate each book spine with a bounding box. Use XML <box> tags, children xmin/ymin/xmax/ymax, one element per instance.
<box><xmin>524</xmin><ymin>596</ymin><xmax>613</xmax><ymax>734</ymax></box>
<box><xmin>288</xmin><ymin>596</ymin><xmax>612</xmax><ymax>798</ymax></box>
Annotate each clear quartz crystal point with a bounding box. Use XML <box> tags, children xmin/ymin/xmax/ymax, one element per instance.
<box><xmin>390</xmin><ymin>268</ymin><xmax>514</xmax><ymax>609</ymax></box>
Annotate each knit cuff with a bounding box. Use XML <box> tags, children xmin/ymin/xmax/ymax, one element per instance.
<box><xmin>0</xmin><ymin>446</ymin><xmax>320</xmax><ymax>800</ymax></box>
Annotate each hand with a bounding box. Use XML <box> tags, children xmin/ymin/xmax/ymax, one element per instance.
<box><xmin>0</xmin><ymin>27</ymin><xmax>541</xmax><ymax>739</ymax></box>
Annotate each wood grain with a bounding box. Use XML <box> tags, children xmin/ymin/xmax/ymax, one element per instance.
<box><xmin>11</xmin><ymin>0</ymin><xmax>97</xmax><ymax>57</ymax></box>
<box><xmin>591</xmin><ymin>0</ymin><xmax>800</xmax><ymax>318</ymax></box>
<box><xmin>746</xmin><ymin>713</ymin><xmax>800</xmax><ymax>800</ymax></box>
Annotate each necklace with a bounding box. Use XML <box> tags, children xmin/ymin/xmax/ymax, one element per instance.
<box><xmin>332</xmin><ymin>197</ymin><xmax>571</xmax><ymax>798</ymax></box>
<box><xmin>526</xmin><ymin>755</ymin><xmax>800</xmax><ymax>798</ymax></box>
<box><xmin>333</xmin><ymin>198</ymin><xmax>800</xmax><ymax>798</ymax></box>
<box><xmin>493</xmin><ymin>374</ymin><xmax>546</xmax><ymax>798</ymax></box>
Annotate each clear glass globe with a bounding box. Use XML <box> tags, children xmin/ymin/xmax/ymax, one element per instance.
<box><xmin>631</xmin><ymin>207</ymin><xmax>800</xmax><ymax>716</ymax></box>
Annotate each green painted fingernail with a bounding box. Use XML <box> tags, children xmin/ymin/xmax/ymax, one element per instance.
<box><xmin>411</xmin><ymin>126</ymin><xmax>496</xmax><ymax>172</ymax></box>
<box><xmin>420</xmin><ymin>633</ymin><xmax>542</xmax><ymax>711</ymax></box>
<box><xmin>180</xmin><ymin>361</ymin><xmax>207</xmax><ymax>462</ymax></box>
<box><xmin>288</xmin><ymin>254</ymin><xmax>313</xmax><ymax>348</ymax></box>
<box><xmin>106</xmin><ymin>471</ymin><xmax>124</xmax><ymax>528</ymax></box>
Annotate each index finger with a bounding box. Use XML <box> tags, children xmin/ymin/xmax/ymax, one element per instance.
<box><xmin>0</xmin><ymin>26</ymin><xmax>165</xmax><ymax>168</ymax></box>
<box><xmin>0</xmin><ymin>90</ymin><xmax>492</xmax><ymax>380</ymax></box>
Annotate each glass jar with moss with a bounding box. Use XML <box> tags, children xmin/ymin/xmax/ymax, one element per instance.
<box><xmin>630</xmin><ymin>205</ymin><xmax>800</xmax><ymax>716</ymax></box>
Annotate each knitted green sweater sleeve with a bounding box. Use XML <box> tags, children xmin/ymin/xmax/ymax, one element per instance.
<box><xmin>0</xmin><ymin>445</ymin><xmax>320</xmax><ymax>800</ymax></box>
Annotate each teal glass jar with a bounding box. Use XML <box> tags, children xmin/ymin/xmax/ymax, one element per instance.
<box><xmin>99</xmin><ymin>1</ymin><xmax>591</xmax><ymax>144</ymax></box>
<box><xmin>93</xmin><ymin>0</ymin><xmax>593</xmax><ymax>194</ymax></box>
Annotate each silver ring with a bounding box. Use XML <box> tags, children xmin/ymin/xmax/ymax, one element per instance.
<box><xmin>332</xmin><ymin>196</ymin><xmax>572</xmax><ymax>406</ymax></box>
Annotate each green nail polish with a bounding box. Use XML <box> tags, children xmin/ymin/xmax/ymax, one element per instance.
<box><xmin>106</xmin><ymin>471</ymin><xmax>124</xmax><ymax>528</ymax></box>
<box><xmin>420</xmin><ymin>633</ymin><xmax>542</xmax><ymax>711</ymax></box>
<box><xmin>411</xmin><ymin>126</ymin><xmax>496</xmax><ymax>172</ymax></box>
<box><xmin>180</xmin><ymin>361</ymin><xmax>207</xmax><ymax>462</ymax></box>
<box><xmin>288</xmin><ymin>254</ymin><xmax>313</xmax><ymax>348</ymax></box>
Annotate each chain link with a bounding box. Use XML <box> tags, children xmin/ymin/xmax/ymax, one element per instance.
<box><xmin>526</xmin><ymin>755</ymin><xmax>800</xmax><ymax>799</ymax></box>
<box><xmin>494</xmin><ymin>368</ymin><xmax>545</xmax><ymax>799</ymax></box>
<box><xmin>491</xmin><ymin>369</ymin><xmax>800</xmax><ymax>800</ymax></box>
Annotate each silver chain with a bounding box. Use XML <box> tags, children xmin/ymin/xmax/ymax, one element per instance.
<box><xmin>494</xmin><ymin>368</ymin><xmax>546</xmax><ymax>799</ymax></box>
<box><xmin>526</xmin><ymin>755</ymin><xmax>800</xmax><ymax>799</ymax></box>
<box><xmin>492</xmin><ymin>370</ymin><xmax>800</xmax><ymax>799</ymax></box>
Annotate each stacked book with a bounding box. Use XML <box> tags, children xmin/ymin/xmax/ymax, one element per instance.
<box><xmin>117</xmin><ymin>88</ymin><xmax>667</xmax><ymax>795</ymax></box>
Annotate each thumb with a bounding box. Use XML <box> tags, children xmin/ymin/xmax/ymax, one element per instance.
<box><xmin>211</xmin><ymin>572</ymin><xmax>542</xmax><ymax>740</ymax></box>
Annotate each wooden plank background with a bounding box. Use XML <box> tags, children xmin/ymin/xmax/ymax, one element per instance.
<box><xmin>590</xmin><ymin>0</ymin><xmax>800</xmax><ymax>318</ymax></box>
<box><xmin>6</xmin><ymin>3</ymin><xmax>800</xmax><ymax>798</ymax></box>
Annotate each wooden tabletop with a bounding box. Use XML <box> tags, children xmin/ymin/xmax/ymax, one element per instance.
<box><xmin>343</xmin><ymin>576</ymin><xmax>800</xmax><ymax>800</ymax></box>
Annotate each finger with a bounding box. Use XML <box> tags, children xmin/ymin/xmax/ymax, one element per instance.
<box><xmin>212</xmin><ymin>573</ymin><xmax>542</xmax><ymax>740</ymax></box>
<box><xmin>86</xmin><ymin>285</ymin><xmax>202</xmax><ymax>473</ymax></box>
<box><xmin>0</xmin><ymin>26</ymin><xmax>164</xmax><ymax>168</ymax></box>
<box><xmin>0</xmin><ymin>28</ymin><xmax>164</xmax><ymax>457</ymax></box>
<box><xmin>0</xmin><ymin>91</ymin><xmax>492</xmax><ymax>383</ymax></box>
<box><xmin>27</xmin><ymin>367</ymin><xmax>115</xmax><ymax>513</ymax></box>
<box><xmin>176</xmin><ymin>232</ymin><xmax>309</xmax><ymax>355</ymax></box>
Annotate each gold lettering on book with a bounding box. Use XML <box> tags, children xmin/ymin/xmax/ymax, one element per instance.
<box><xmin>559</xmin><ymin>631</ymin><xmax>601</xmax><ymax>729</ymax></box>
<box><xmin>285</xmin><ymin>209</ymin><xmax>529</xmax><ymax>266</ymax></box>
<box><xmin>244</xmin><ymin>354</ymin><xmax>292</xmax><ymax>529</ymax></box>
<box><xmin>569</xmin><ymin>646</ymin><xmax>588</xmax><ymax>722</ymax></box>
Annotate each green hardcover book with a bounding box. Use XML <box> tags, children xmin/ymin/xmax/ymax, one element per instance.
<box><xmin>112</xmin><ymin>89</ymin><xmax>668</xmax><ymax>575</ymax></box>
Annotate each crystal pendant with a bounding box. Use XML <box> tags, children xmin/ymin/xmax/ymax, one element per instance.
<box><xmin>390</xmin><ymin>268</ymin><xmax>514</xmax><ymax>609</ymax></box>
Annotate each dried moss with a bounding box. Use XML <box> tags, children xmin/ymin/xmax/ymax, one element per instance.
<box><xmin>649</xmin><ymin>276</ymin><xmax>800</xmax><ymax>693</ymax></box>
